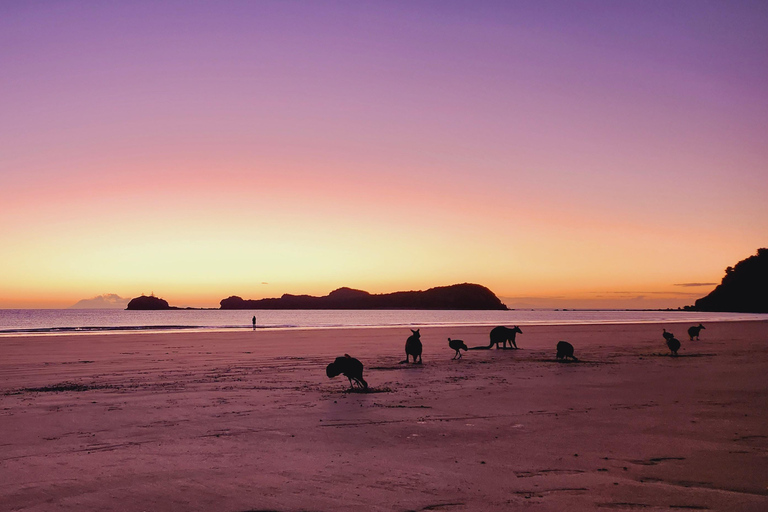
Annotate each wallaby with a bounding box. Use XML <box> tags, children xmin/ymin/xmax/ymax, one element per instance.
<box><xmin>688</xmin><ymin>323</ymin><xmax>705</xmax><ymax>341</ymax></box>
<box><xmin>666</xmin><ymin>337</ymin><xmax>681</xmax><ymax>356</ymax></box>
<box><xmin>556</xmin><ymin>341</ymin><xmax>578</xmax><ymax>361</ymax></box>
<box><xmin>448</xmin><ymin>338</ymin><xmax>468</xmax><ymax>359</ymax></box>
<box><xmin>470</xmin><ymin>326</ymin><xmax>523</xmax><ymax>349</ymax></box>
<box><xmin>326</xmin><ymin>354</ymin><xmax>368</xmax><ymax>389</ymax></box>
<box><xmin>404</xmin><ymin>329</ymin><xmax>422</xmax><ymax>364</ymax></box>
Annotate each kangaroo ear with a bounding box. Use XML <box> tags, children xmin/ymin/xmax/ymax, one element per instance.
<box><xmin>344</xmin><ymin>354</ymin><xmax>351</xmax><ymax>358</ymax></box>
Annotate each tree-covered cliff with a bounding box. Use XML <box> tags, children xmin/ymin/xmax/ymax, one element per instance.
<box><xmin>693</xmin><ymin>248</ymin><xmax>768</xmax><ymax>313</ymax></box>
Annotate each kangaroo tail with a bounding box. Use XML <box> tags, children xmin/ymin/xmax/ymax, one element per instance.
<box><xmin>468</xmin><ymin>345</ymin><xmax>492</xmax><ymax>350</ymax></box>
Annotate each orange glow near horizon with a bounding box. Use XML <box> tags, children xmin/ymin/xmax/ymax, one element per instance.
<box><xmin>0</xmin><ymin>150</ymin><xmax>763</xmax><ymax>309</ymax></box>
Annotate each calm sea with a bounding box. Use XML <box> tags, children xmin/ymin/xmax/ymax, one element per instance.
<box><xmin>0</xmin><ymin>309</ymin><xmax>765</xmax><ymax>336</ymax></box>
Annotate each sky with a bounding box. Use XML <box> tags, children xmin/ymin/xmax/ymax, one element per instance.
<box><xmin>1</xmin><ymin>0</ymin><xmax>766</xmax><ymax>309</ymax></box>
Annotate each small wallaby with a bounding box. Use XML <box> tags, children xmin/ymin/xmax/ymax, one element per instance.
<box><xmin>556</xmin><ymin>341</ymin><xmax>578</xmax><ymax>361</ymax></box>
<box><xmin>688</xmin><ymin>323</ymin><xmax>705</xmax><ymax>341</ymax></box>
<box><xmin>448</xmin><ymin>338</ymin><xmax>468</xmax><ymax>359</ymax></box>
<box><xmin>326</xmin><ymin>354</ymin><xmax>368</xmax><ymax>389</ymax></box>
<box><xmin>405</xmin><ymin>329</ymin><xmax>422</xmax><ymax>364</ymax></box>
<box><xmin>666</xmin><ymin>337</ymin><xmax>681</xmax><ymax>356</ymax></box>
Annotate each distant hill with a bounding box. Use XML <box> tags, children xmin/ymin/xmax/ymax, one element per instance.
<box><xmin>70</xmin><ymin>294</ymin><xmax>129</xmax><ymax>309</ymax></box>
<box><xmin>220</xmin><ymin>283</ymin><xmax>508</xmax><ymax>310</ymax></box>
<box><xmin>691</xmin><ymin>248</ymin><xmax>768</xmax><ymax>313</ymax></box>
<box><xmin>126</xmin><ymin>295</ymin><xmax>172</xmax><ymax>310</ymax></box>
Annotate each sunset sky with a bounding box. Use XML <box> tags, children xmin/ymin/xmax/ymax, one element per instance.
<box><xmin>1</xmin><ymin>1</ymin><xmax>766</xmax><ymax>309</ymax></box>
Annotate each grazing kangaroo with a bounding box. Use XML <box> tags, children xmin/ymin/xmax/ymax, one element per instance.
<box><xmin>404</xmin><ymin>329</ymin><xmax>423</xmax><ymax>363</ymax></box>
<box><xmin>556</xmin><ymin>341</ymin><xmax>578</xmax><ymax>361</ymax></box>
<box><xmin>688</xmin><ymin>323</ymin><xmax>705</xmax><ymax>341</ymax></box>
<box><xmin>470</xmin><ymin>326</ymin><xmax>523</xmax><ymax>349</ymax></box>
<box><xmin>326</xmin><ymin>354</ymin><xmax>368</xmax><ymax>389</ymax></box>
<box><xmin>448</xmin><ymin>338</ymin><xmax>468</xmax><ymax>359</ymax></box>
<box><xmin>666</xmin><ymin>337</ymin><xmax>681</xmax><ymax>356</ymax></box>
<box><xmin>662</xmin><ymin>329</ymin><xmax>675</xmax><ymax>342</ymax></box>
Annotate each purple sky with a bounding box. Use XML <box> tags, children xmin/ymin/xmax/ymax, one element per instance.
<box><xmin>1</xmin><ymin>1</ymin><xmax>766</xmax><ymax>308</ymax></box>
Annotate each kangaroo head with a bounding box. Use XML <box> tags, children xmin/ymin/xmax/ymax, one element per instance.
<box><xmin>411</xmin><ymin>329</ymin><xmax>420</xmax><ymax>337</ymax></box>
<box><xmin>326</xmin><ymin>363</ymin><xmax>341</xmax><ymax>378</ymax></box>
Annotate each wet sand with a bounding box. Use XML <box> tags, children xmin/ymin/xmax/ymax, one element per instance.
<box><xmin>1</xmin><ymin>321</ymin><xmax>767</xmax><ymax>511</ymax></box>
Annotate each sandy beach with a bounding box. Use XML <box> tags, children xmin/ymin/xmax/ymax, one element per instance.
<box><xmin>1</xmin><ymin>320</ymin><xmax>767</xmax><ymax>511</ymax></box>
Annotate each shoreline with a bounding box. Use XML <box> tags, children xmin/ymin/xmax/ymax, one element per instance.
<box><xmin>2</xmin><ymin>321</ymin><xmax>766</xmax><ymax>511</ymax></box>
<box><xmin>1</xmin><ymin>315</ymin><xmax>766</xmax><ymax>338</ymax></box>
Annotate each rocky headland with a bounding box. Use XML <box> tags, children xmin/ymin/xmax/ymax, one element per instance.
<box><xmin>692</xmin><ymin>248</ymin><xmax>767</xmax><ymax>313</ymax></box>
<box><xmin>220</xmin><ymin>283</ymin><xmax>508</xmax><ymax>310</ymax></box>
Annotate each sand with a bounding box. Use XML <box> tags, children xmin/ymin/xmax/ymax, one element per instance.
<box><xmin>1</xmin><ymin>320</ymin><xmax>767</xmax><ymax>511</ymax></box>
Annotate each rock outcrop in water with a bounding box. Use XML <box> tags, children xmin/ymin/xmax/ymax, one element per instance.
<box><xmin>691</xmin><ymin>248</ymin><xmax>768</xmax><ymax>313</ymax></box>
<box><xmin>220</xmin><ymin>283</ymin><xmax>508</xmax><ymax>310</ymax></box>
<box><xmin>126</xmin><ymin>295</ymin><xmax>172</xmax><ymax>310</ymax></box>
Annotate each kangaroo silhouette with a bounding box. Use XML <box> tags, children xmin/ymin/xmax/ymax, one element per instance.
<box><xmin>404</xmin><ymin>329</ymin><xmax>422</xmax><ymax>363</ymax></box>
<box><xmin>662</xmin><ymin>329</ymin><xmax>675</xmax><ymax>342</ymax></box>
<box><xmin>687</xmin><ymin>323</ymin><xmax>705</xmax><ymax>340</ymax></box>
<box><xmin>470</xmin><ymin>326</ymin><xmax>523</xmax><ymax>349</ymax></box>
<box><xmin>556</xmin><ymin>341</ymin><xmax>578</xmax><ymax>361</ymax></box>
<box><xmin>448</xmin><ymin>338</ymin><xmax>468</xmax><ymax>359</ymax></box>
<box><xmin>666</xmin><ymin>337</ymin><xmax>681</xmax><ymax>356</ymax></box>
<box><xmin>326</xmin><ymin>354</ymin><xmax>368</xmax><ymax>389</ymax></box>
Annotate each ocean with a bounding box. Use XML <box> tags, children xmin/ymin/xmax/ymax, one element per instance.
<box><xmin>0</xmin><ymin>309</ymin><xmax>764</xmax><ymax>336</ymax></box>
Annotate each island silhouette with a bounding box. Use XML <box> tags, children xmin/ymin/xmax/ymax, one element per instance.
<box><xmin>220</xmin><ymin>283</ymin><xmax>507</xmax><ymax>310</ymax></box>
<box><xmin>125</xmin><ymin>294</ymin><xmax>174</xmax><ymax>310</ymax></box>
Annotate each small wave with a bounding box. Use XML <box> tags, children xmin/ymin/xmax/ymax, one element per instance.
<box><xmin>0</xmin><ymin>310</ymin><xmax>764</xmax><ymax>337</ymax></box>
<box><xmin>0</xmin><ymin>325</ymin><xmax>212</xmax><ymax>335</ymax></box>
<box><xmin>0</xmin><ymin>324</ymin><xmax>318</xmax><ymax>336</ymax></box>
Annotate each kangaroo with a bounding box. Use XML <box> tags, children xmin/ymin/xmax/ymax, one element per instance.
<box><xmin>556</xmin><ymin>341</ymin><xmax>578</xmax><ymax>361</ymax></box>
<box><xmin>470</xmin><ymin>326</ymin><xmax>523</xmax><ymax>349</ymax></box>
<box><xmin>326</xmin><ymin>354</ymin><xmax>368</xmax><ymax>389</ymax></box>
<box><xmin>666</xmin><ymin>337</ymin><xmax>681</xmax><ymax>356</ymax></box>
<box><xmin>448</xmin><ymin>338</ymin><xmax>468</xmax><ymax>359</ymax></box>
<box><xmin>687</xmin><ymin>323</ymin><xmax>705</xmax><ymax>341</ymax></box>
<box><xmin>404</xmin><ymin>329</ymin><xmax>422</xmax><ymax>364</ymax></box>
<box><xmin>662</xmin><ymin>329</ymin><xmax>675</xmax><ymax>342</ymax></box>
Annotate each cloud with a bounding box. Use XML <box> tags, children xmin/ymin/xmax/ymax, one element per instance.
<box><xmin>500</xmin><ymin>290</ymin><xmax>702</xmax><ymax>309</ymax></box>
<box><xmin>600</xmin><ymin>291</ymin><xmax>699</xmax><ymax>297</ymax></box>
<box><xmin>502</xmin><ymin>295</ymin><xmax>567</xmax><ymax>301</ymax></box>
<box><xmin>673</xmin><ymin>282</ymin><xmax>717</xmax><ymax>287</ymax></box>
<box><xmin>69</xmin><ymin>294</ymin><xmax>130</xmax><ymax>309</ymax></box>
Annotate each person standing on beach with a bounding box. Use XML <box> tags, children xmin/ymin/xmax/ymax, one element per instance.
<box><xmin>252</xmin><ymin>316</ymin><xmax>256</xmax><ymax>330</ymax></box>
